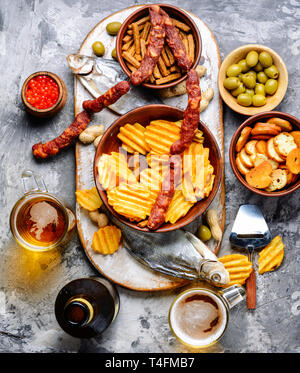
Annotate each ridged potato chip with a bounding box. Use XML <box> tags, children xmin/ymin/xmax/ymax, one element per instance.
<box><xmin>97</xmin><ymin>152</ymin><xmax>137</xmax><ymax>190</ymax></box>
<box><xmin>165</xmin><ymin>190</ymin><xmax>194</xmax><ymax>224</ymax></box>
<box><xmin>139</xmin><ymin>167</ymin><xmax>162</xmax><ymax>204</ymax></box>
<box><xmin>107</xmin><ymin>182</ymin><xmax>153</xmax><ymax>221</ymax></box>
<box><xmin>218</xmin><ymin>254</ymin><xmax>253</xmax><ymax>287</ymax></box>
<box><xmin>117</xmin><ymin>122</ymin><xmax>150</xmax><ymax>155</ymax></box>
<box><xmin>144</xmin><ymin>120</ymin><xmax>181</xmax><ymax>154</ymax></box>
<box><xmin>92</xmin><ymin>225</ymin><xmax>122</xmax><ymax>255</ymax></box>
<box><xmin>258</xmin><ymin>235</ymin><xmax>284</xmax><ymax>274</ymax></box>
<box><xmin>75</xmin><ymin>186</ymin><xmax>102</xmax><ymax>211</ymax></box>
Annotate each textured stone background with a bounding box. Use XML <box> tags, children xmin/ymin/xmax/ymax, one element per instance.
<box><xmin>0</xmin><ymin>0</ymin><xmax>299</xmax><ymax>353</ymax></box>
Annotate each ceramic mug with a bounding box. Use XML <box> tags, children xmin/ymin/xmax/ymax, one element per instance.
<box><xmin>10</xmin><ymin>170</ymin><xmax>76</xmax><ymax>252</ymax></box>
<box><xmin>169</xmin><ymin>285</ymin><xmax>246</xmax><ymax>348</ymax></box>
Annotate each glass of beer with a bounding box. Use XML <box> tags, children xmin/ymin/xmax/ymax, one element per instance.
<box><xmin>169</xmin><ymin>285</ymin><xmax>246</xmax><ymax>348</ymax></box>
<box><xmin>10</xmin><ymin>170</ymin><xmax>76</xmax><ymax>252</ymax></box>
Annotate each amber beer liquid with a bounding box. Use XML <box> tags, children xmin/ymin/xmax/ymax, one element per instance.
<box><xmin>55</xmin><ymin>277</ymin><xmax>120</xmax><ymax>338</ymax></box>
<box><xmin>10</xmin><ymin>170</ymin><xmax>75</xmax><ymax>252</ymax></box>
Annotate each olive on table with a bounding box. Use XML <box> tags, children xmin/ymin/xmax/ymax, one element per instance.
<box><xmin>106</xmin><ymin>21</ymin><xmax>122</xmax><ymax>35</ymax></box>
<box><xmin>238</xmin><ymin>59</ymin><xmax>249</xmax><ymax>73</ymax></box>
<box><xmin>226</xmin><ymin>64</ymin><xmax>242</xmax><ymax>77</ymax></box>
<box><xmin>254</xmin><ymin>62</ymin><xmax>263</xmax><ymax>72</ymax></box>
<box><xmin>255</xmin><ymin>83</ymin><xmax>265</xmax><ymax>96</ymax></box>
<box><xmin>197</xmin><ymin>225</ymin><xmax>212</xmax><ymax>242</ymax></box>
<box><xmin>111</xmin><ymin>48</ymin><xmax>118</xmax><ymax>60</ymax></box>
<box><xmin>245</xmin><ymin>88</ymin><xmax>255</xmax><ymax>96</ymax></box>
<box><xmin>258</xmin><ymin>51</ymin><xmax>273</xmax><ymax>68</ymax></box>
<box><xmin>246</xmin><ymin>50</ymin><xmax>259</xmax><ymax>67</ymax></box>
<box><xmin>223</xmin><ymin>77</ymin><xmax>240</xmax><ymax>90</ymax></box>
<box><xmin>92</xmin><ymin>41</ymin><xmax>105</xmax><ymax>56</ymax></box>
<box><xmin>252</xmin><ymin>94</ymin><xmax>266</xmax><ymax>106</ymax></box>
<box><xmin>242</xmin><ymin>73</ymin><xmax>256</xmax><ymax>89</ymax></box>
<box><xmin>265</xmin><ymin>79</ymin><xmax>278</xmax><ymax>95</ymax></box>
<box><xmin>231</xmin><ymin>82</ymin><xmax>246</xmax><ymax>97</ymax></box>
<box><xmin>257</xmin><ymin>71</ymin><xmax>268</xmax><ymax>84</ymax></box>
<box><xmin>237</xmin><ymin>93</ymin><xmax>253</xmax><ymax>106</ymax></box>
<box><xmin>264</xmin><ymin>65</ymin><xmax>279</xmax><ymax>79</ymax></box>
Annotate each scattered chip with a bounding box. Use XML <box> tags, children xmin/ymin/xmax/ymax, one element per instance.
<box><xmin>75</xmin><ymin>186</ymin><xmax>102</xmax><ymax>211</ymax></box>
<box><xmin>218</xmin><ymin>254</ymin><xmax>253</xmax><ymax>287</ymax></box>
<box><xmin>91</xmin><ymin>225</ymin><xmax>122</xmax><ymax>255</ymax></box>
<box><xmin>258</xmin><ymin>235</ymin><xmax>284</xmax><ymax>274</ymax></box>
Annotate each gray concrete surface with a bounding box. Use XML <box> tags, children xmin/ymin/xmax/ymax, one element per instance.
<box><xmin>0</xmin><ymin>0</ymin><xmax>299</xmax><ymax>353</ymax></box>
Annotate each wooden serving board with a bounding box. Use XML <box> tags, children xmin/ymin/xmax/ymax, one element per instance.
<box><xmin>75</xmin><ymin>5</ymin><xmax>225</xmax><ymax>291</ymax></box>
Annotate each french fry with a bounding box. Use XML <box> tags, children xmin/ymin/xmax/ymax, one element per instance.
<box><xmin>128</xmin><ymin>15</ymin><xmax>150</xmax><ymax>28</ymax></box>
<box><xmin>155</xmin><ymin>73</ymin><xmax>182</xmax><ymax>85</ymax></box>
<box><xmin>153</xmin><ymin>65</ymin><xmax>163</xmax><ymax>79</ymax></box>
<box><xmin>157</xmin><ymin>56</ymin><xmax>169</xmax><ymax>77</ymax></box>
<box><xmin>92</xmin><ymin>225</ymin><xmax>122</xmax><ymax>255</ymax></box>
<box><xmin>107</xmin><ymin>183</ymin><xmax>153</xmax><ymax>220</ymax></box>
<box><xmin>140</xmin><ymin>21</ymin><xmax>151</xmax><ymax>41</ymax></box>
<box><xmin>122</xmin><ymin>39</ymin><xmax>134</xmax><ymax>51</ymax></box>
<box><xmin>187</xmin><ymin>34</ymin><xmax>195</xmax><ymax>62</ymax></box>
<box><xmin>169</xmin><ymin>66</ymin><xmax>180</xmax><ymax>73</ymax></box>
<box><xmin>75</xmin><ymin>186</ymin><xmax>102</xmax><ymax>211</ymax></box>
<box><xmin>171</xmin><ymin>18</ymin><xmax>191</xmax><ymax>32</ymax></box>
<box><xmin>165</xmin><ymin>190</ymin><xmax>194</xmax><ymax>224</ymax></box>
<box><xmin>132</xmin><ymin>23</ymin><xmax>141</xmax><ymax>56</ymax></box>
<box><xmin>258</xmin><ymin>236</ymin><xmax>284</xmax><ymax>274</ymax></box>
<box><xmin>140</xmin><ymin>39</ymin><xmax>146</xmax><ymax>58</ymax></box>
<box><xmin>122</xmin><ymin>52</ymin><xmax>140</xmax><ymax>68</ymax></box>
<box><xmin>117</xmin><ymin>122</ymin><xmax>150</xmax><ymax>155</ymax></box>
<box><xmin>161</xmin><ymin>48</ymin><xmax>171</xmax><ymax>67</ymax></box>
<box><xmin>180</xmin><ymin>31</ymin><xmax>189</xmax><ymax>53</ymax></box>
<box><xmin>122</xmin><ymin>34</ymin><xmax>132</xmax><ymax>43</ymax></box>
<box><xmin>126</xmin><ymin>62</ymin><xmax>137</xmax><ymax>73</ymax></box>
<box><xmin>165</xmin><ymin>45</ymin><xmax>175</xmax><ymax>65</ymax></box>
<box><xmin>218</xmin><ymin>254</ymin><xmax>253</xmax><ymax>287</ymax></box>
<box><xmin>128</xmin><ymin>44</ymin><xmax>136</xmax><ymax>56</ymax></box>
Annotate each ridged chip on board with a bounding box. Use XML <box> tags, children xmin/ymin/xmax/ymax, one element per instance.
<box><xmin>258</xmin><ymin>235</ymin><xmax>284</xmax><ymax>274</ymax></box>
<box><xmin>92</xmin><ymin>225</ymin><xmax>122</xmax><ymax>255</ymax></box>
<box><xmin>218</xmin><ymin>254</ymin><xmax>253</xmax><ymax>287</ymax></box>
<box><xmin>75</xmin><ymin>186</ymin><xmax>102</xmax><ymax>211</ymax></box>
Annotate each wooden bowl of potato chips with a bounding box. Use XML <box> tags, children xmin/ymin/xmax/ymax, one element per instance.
<box><xmin>94</xmin><ymin>104</ymin><xmax>222</xmax><ymax>232</ymax></box>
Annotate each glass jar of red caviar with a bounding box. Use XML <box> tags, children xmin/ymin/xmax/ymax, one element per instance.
<box><xmin>21</xmin><ymin>71</ymin><xmax>67</xmax><ymax>118</ymax></box>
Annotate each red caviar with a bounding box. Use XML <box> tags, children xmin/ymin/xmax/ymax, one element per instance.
<box><xmin>25</xmin><ymin>75</ymin><xmax>59</xmax><ymax>110</ymax></box>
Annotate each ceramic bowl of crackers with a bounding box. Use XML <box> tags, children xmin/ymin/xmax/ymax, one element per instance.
<box><xmin>116</xmin><ymin>4</ymin><xmax>202</xmax><ymax>89</ymax></box>
<box><xmin>229</xmin><ymin>111</ymin><xmax>300</xmax><ymax>197</ymax></box>
<box><xmin>93</xmin><ymin>104</ymin><xmax>222</xmax><ymax>232</ymax></box>
<box><xmin>218</xmin><ymin>44</ymin><xmax>288</xmax><ymax>116</ymax></box>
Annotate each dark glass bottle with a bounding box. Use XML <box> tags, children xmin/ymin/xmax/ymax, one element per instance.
<box><xmin>55</xmin><ymin>277</ymin><xmax>119</xmax><ymax>338</ymax></box>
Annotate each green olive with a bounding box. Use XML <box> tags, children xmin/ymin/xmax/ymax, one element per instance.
<box><xmin>247</xmin><ymin>70</ymin><xmax>257</xmax><ymax>79</ymax></box>
<box><xmin>257</xmin><ymin>71</ymin><xmax>268</xmax><ymax>84</ymax></box>
<box><xmin>246</xmin><ymin>50</ymin><xmax>259</xmax><ymax>67</ymax></box>
<box><xmin>255</xmin><ymin>83</ymin><xmax>265</xmax><ymax>96</ymax></box>
<box><xmin>92</xmin><ymin>41</ymin><xmax>105</xmax><ymax>56</ymax></box>
<box><xmin>197</xmin><ymin>225</ymin><xmax>212</xmax><ymax>242</ymax></box>
<box><xmin>252</xmin><ymin>94</ymin><xmax>266</xmax><ymax>106</ymax></box>
<box><xmin>231</xmin><ymin>82</ymin><xmax>245</xmax><ymax>97</ymax></box>
<box><xmin>242</xmin><ymin>73</ymin><xmax>256</xmax><ymax>89</ymax></box>
<box><xmin>265</xmin><ymin>79</ymin><xmax>278</xmax><ymax>95</ymax></box>
<box><xmin>258</xmin><ymin>51</ymin><xmax>273</xmax><ymax>68</ymax></box>
<box><xmin>245</xmin><ymin>88</ymin><xmax>255</xmax><ymax>96</ymax></box>
<box><xmin>226</xmin><ymin>64</ymin><xmax>242</xmax><ymax>77</ymax></box>
<box><xmin>238</xmin><ymin>59</ymin><xmax>249</xmax><ymax>73</ymax></box>
<box><xmin>254</xmin><ymin>62</ymin><xmax>263</xmax><ymax>72</ymax></box>
<box><xmin>106</xmin><ymin>21</ymin><xmax>122</xmax><ymax>35</ymax></box>
<box><xmin>223</xmin><ymin>77</ymin><xmax>240</xmax><ymax>90</ymax></box>
<box><xmin>237</xmin><ymin>93</ymin><xmax>253</xmax><ymax>106</ymax></box>
<box><xmin>237</xmin><ymin>73</ymin><xmax>244</xmax><ymax>81</ymax></box>
<box><xmin>264</xmin><ymin>65</ymin><xmax>279</xmax><ymax>79</ymax></box>
<box><xmin>111</xmin><ymin>48</ymin><xmax>118</xmax><ymax>60</ymax></box>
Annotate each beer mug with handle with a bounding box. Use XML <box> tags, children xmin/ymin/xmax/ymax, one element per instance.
<box><xmin>10</xmin><ymin>170</ymin><xmax>76</xmax><ymax>252</ymax></box>
<box><xmin>169</xmin><ymin>284</ymin><xmax>246</xmax><ymax>348</ymax></box>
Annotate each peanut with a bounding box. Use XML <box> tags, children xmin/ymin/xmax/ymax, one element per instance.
<box><xmin>79</xmin><ymin>125</ymin><xmax>105</xmax><ymax>144</ymax></box>
<box><xmin>88</xmin><ymin>210</ymin><xmax>109</xmax><ymax>228</ymax></box>
<box><xmin>206</xmin><ymin>209</ymin><xmax>222</xmax><ymax>241</ymax></box>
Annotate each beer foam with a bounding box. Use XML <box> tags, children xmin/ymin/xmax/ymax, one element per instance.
<box><xmin>29</xmin><ymin>201</ymin><xmax>59</xmax><ymax>240</ymax></box>
<box><xmin>170</xmin><ymin>289</ymin><xmax>227</xmax><ymax>347</ymax></box>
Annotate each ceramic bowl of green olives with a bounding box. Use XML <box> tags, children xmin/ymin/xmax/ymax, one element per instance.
<box><xmin>218</xmin><ymin>44</ymin><xmax>288</xmax><ymax>116</ymax></box>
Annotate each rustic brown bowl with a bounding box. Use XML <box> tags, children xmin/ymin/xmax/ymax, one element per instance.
<box><xmin>94</xmin><ymin>104</ymin><xmax>222</xmax><ymax>232</ymax></box>
<box><xmin>21</xmin><ymin>71</ymin><xmax>67</xmax><ymax>118</ymax></box>
<box><xmin>229</xmin><ymin>111</ymin><xmax>300</xmax><ymax>197</ymax></box>
<box><xmin>218</xmin><ymin>44</ymin><xmax>288</xmax><ymax>116</ymax></box>
<box><xmin>116</xmin><ymin>4</ymin><xmax>202</xmax><ymax>90</ymax></box>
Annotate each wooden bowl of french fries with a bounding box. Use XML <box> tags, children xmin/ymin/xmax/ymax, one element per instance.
<box><xmin>94</xmin><ymin>104</ymin><xmax>222</xmax><ymax>232</ymax></box>
<box><xmin>229</xmin><ymin>111</ymin><xmax>300</xmax><ymax>197</ymax></box>
<box><xmin>116</xmin><ymin>4</ymin><xmax>202</xmax><ymax>89</ymax></box>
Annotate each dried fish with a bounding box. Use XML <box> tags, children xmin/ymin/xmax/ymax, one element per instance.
<box><xmin>67</xmin><ymin>54</ymin><xmax>161</xmax><ymax>115</ymax></box>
